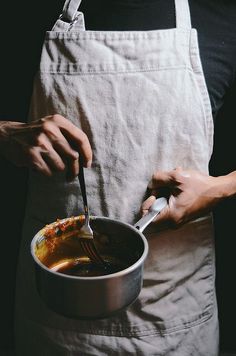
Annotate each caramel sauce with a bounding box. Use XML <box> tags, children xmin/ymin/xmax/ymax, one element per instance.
<box><xmin>35</xmin><ymin>216</ymin><xmax>132</xmax><ymax>277</ymax></box>
<box><xmin>52</xmin><ymin>257</ymin><xmax>128</xmax><ymax>277</ymax></box>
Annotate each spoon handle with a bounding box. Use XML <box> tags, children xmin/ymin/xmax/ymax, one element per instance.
<box><xmin>78</xmin><ymin>156</ymin><xmax>89</xmax><ymax>219</ymax></box>
<box><xmin>134</xmin><ymin>197</ymin><xmax>167</xmax><ymax>233</ymax></box>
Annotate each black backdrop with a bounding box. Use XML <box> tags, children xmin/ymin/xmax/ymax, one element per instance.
<box><xmin>0</xmin><ymin>0</ymin><xmax>235</xmax><ymax>352</ymax></box>
<box><xmin>210</xmin><ymin>81</ymin><xmax>236</xmax><ymax>352</ymax></box>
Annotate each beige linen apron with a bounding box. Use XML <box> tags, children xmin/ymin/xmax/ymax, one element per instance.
<box><xmin>15</xmin><ymin>0</ymin><xmax>219</xmax><ymax>354</ymax></box>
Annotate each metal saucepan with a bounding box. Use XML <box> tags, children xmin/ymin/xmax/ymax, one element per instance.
<box><xmin>31</xmin><ymin>197</ymin><xmax>167</xmax><ymax>319</ymax></box>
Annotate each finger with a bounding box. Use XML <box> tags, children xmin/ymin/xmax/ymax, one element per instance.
<box><xmin>66</xmin><ymin>158</ymin><xmax>79</xmax><ymax>182</ymax></box>
<box><xmin>41</xmin><ymin>148</ymin><xmax>66</xmax><ymax>172</ymax></box>
<box><xmin>148</xmin><ymin>170</ymin><xmax>180</xmax><ymax>189</ymax></box>
<box><xmin>148</xmin><ymin>171</ymin><xmax>172</xmax><ymax>189</ymax></box>
<box><xmin>54</xmin><ymin>116</ymin><xmax>92</xmax><ymax>167</ymax></box>
<box><xmin>27</xmin><ymin>148</ymin><xmax>53</xmax><ymax>176</ymax></box>
<box><xmin>38</xmin><ymin>129</ymin><xmax>81</xmax><ymax>179</ymax></box>
<box><xmin>141</xmin><ymin>195</ymin><xmax>170</xmax><ymax>227</ymax></box>
<box><xmin>65</xmin><ymin>128</ymin><xmax>92</xmax><ymax>168</ymax></box>
<box><xmin>141</xmin><ymin>195</ymin><xmax>156</xmax><ymax>216</ymax></box>
<box><xmin>33</xmin><ymin>133</ymin><xmax>66</xmax><ymax>173</ymax></box>
<box><xmin>51</xmin><ymin>133</ymin><xmax>79</xmax><ymax>162</ymax></box>
<box><xmin>50</xmin><ymin>134</ymin><xmax>81</xmax><ymax>180</ymax></box>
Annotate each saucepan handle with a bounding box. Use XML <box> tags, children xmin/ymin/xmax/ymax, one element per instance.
<box><xmin>134</xmin><ymin>197</ymin><xmax>168</xmax><ymax>233</ymax></box>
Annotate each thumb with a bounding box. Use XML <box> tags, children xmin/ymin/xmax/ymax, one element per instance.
<box><xmin>141</xmin><ymin>195</ymin><xmax>156</xmax><ymax>216</ymax></box>
<box><xmin>141</xmin><ymin>195</ymin><xmax>170</xmax><ymax>225</ymax></box>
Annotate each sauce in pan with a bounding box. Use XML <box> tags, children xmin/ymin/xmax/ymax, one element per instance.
<box><xmin>51</xmin><ymin>257</ymin><xmax>129</xmax><ymax>277</ymax></box>
<box><xmin>35</xmin><ymin>216</ymin><xmax>134</xmax><ymax>277</ymax></box>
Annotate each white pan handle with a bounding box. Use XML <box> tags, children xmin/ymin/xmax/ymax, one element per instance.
<box><xmin>134</xmin><ymin>197</ymin><xmax>168</xmax><ymax>233</ymax></box>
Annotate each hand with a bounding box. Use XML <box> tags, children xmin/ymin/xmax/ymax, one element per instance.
<box><xmin>0</xmin><ymin>115</ymin><xmax>92</xmax><ymax>180</ymax></box>
<box><xmin>141</xmin><ymin>167</ymin><xmax>233</xmax><ymax>227</ymax></box>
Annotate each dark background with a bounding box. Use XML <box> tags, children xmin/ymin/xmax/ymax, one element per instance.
<box><xmin>0</xmin><ymin>0</ymin><xmax>235</xmax><ymax>352</ymax></box>
<box><xmin>210</xmin><ymin>81</ymin><xmax>236</xmax><ymax>352</ymax></box>
<box><xmin>0</xmin><ymin>1</ymin><xmax>64</xmax><ymax>350</ymax></box>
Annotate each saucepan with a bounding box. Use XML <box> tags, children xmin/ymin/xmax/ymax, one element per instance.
<box><xmin>31</xmin><ymin>197</ymin><xmax>167</xmax><ymax>319</ymax></box>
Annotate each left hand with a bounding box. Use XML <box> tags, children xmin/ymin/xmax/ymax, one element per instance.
<box><xmin>141</xmin><ymin>167</ymin><xmax>228</xmax><ymax>227</ymax></box>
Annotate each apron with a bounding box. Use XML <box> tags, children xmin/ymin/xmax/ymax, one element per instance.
<box><xmin>15</xmin><ymin>0</ymin><xmax>219</xmax><ymax>355</ymax></box>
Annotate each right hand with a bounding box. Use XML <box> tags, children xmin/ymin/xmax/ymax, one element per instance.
<box><xmin>0</xmin><ymin>114</ymin><xmax>92</xmax><ymax>180</ymax></box>
<box><xmin>141</xmin><ymin>167</ymin><xmax>231</xmax><ymax>228</ymax></box>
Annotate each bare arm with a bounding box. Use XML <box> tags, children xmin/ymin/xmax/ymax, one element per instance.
<box><xmin>0</xmin><ymin>115</ymin><xmax>92</xmax><ymax>180</ymax></box>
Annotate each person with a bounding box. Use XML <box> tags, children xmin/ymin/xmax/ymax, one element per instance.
<box><xmin>0</xmin><ymin>0</ymin><xmax>236</xmax><ymax>354</ymax></box>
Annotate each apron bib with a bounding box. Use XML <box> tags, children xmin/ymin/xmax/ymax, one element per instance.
<box><xmin>15</xmin><ymin>0</ymin><xmax>218</xmax><ymax>355</ymax></box>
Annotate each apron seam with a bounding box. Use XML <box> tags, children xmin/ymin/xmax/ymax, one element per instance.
<box><xmin>189</xmin><ymin>29</ymin><xmax>214</xmax><ymax>160</ymax></box>
<box><xmin>40</xmin><ymin>65</ymin><xmax>194</xmax><ymax>75</ymax></box>
<box><xmin>45</xmin><ymin>28</ymin><xmax>191</xmax><ymax>40</ymax></box>
<box><xmin>31</xmin><ymin>304</ymin><xmax>215</xmax><ymax>337</ymax></box>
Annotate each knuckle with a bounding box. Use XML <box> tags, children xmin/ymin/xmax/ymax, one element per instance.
<box><xmin>78</xmin><ymin>130</ymin><xmax>88</xmax><ymax>143</ymax></box>
<box><xmin>34</xmin><ymin>134</ymin><xmax>46</xmax><ymax>147</ymax></box>
<box><xmin>56</xmin><ymin>161</ymin><xmax>66</xmax><ymax>171</ymax></box>
<box><xmin>40</xmin><ymin>115</ymin><xmax>64</xmax><ymax>126</ymax></box>
<box><xmin>39</xmin><ymin>116</ymin><xmax>53</xmax><ymax>126</ymax></box>
<box><xmin>51</xmin><ymin>114</ymin><xmax>64</xmax><ymax>122</ymax></box>
<box><xmin>51</xmin><ymin>114</ymin><xmax>62</xmax><ymax>121</ymax></box>
<box><xmin>41</xmin><ymin>121</ymin><xmax>54</xmax><ymax>134</ymax></box>
<box><xmin>170</xmin><ymin>169</ymin><xmax>177</xmax><ymax>177</ymax></box>
<box><xmin>170</xmin><ymin>172</ymin><xmax>178</xmax><ymax>182</ymax></box>
<box><xmin>69</xmin><ymin>151</ymin><xmax>79</xmax><ymax>160</ymax></box>
<box><xmin>171</xmin><ymin>213</ymin><xmax>184</xmax><ymax>227</ymax></box>
<box><xmin>40</xmin><ymin>114</ymin><xmax>62</xmax><ymax>128</ymax></box>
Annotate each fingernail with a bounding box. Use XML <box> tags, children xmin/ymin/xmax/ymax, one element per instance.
<box><xmin>73</xmin><ymin>152</ymin><xmax>79</xmax><ymax>160</ymax></box>
<box><xmin>86</xmin><ymin>160</ymin><xmax>92</xmax><ymax>168</ymax></box>
<box><xmin>179</xmin><ymin>172</ymin><xmax>190</xmax><ymax>178</ymax></box>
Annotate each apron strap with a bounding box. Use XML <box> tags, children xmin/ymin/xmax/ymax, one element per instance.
<box><xmin>61</xmin><ymin>0</ymin><xmax>83</xmax><ymax>22</ymax></box>
<box><xmin>175</xmin><ymin>0</ymin><xmax>192</xmax><ymax>30</ymax></box>
<box><xmin>52</xmin><ymin>0</ymin><xmax>84</xmax><ymax>31</ymax></box>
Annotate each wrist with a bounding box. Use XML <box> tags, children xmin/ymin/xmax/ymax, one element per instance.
<box><xmin>0</xmin><ymin>122</ymin><xmax>13</xmax><ymax>156</ymax></box>
<box><xmin>0</xmin><ymin>121</ymin><xmax>25</xmax><ymax>142</ymax></box>
<box><xmin>215</xmin><ymin>172</ymin><xmax>236</xmax><ymax>199</ymax></box>
<box><xmin>0</xmin><ymin>121</ymin><xmax>24</xmax><ymax>156</ymax></box>
<box><xmin>0</xmin><ymin>121</ymin><xmax>11</xmax><ymax>142</ymax></box>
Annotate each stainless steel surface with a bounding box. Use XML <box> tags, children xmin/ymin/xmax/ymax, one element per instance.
<box><xmin>31</xmin><ymin>198</ymin><xmax>167</xmax><ymax>319</ymax></box>
<box><xmin>78</xmin><ymin>162</ymin><xmax>105</xmax><ymax>264</ymax></box>
<box><xmin>134</xmin><ymin>197</ymin><xmax>168</xmax><ymax>232</ymax></box>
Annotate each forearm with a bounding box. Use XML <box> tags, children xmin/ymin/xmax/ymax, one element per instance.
<box><xmin>0</xmin><ymin>121</ymin><xmax>14</xmax><ymax>153</ymax></box>
<box><xmin>0</xmin><ymin>120</ymin><xmax>23</xmax><ymax>143</ymax></box>
<box><xmin>216</xmin><ymin>171</ymin><xmax>236</xmax><ymax>199</ymax></box>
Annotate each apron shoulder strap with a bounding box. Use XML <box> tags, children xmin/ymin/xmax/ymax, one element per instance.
<box><xmin>175</xmin><ymin>0</ymin><xmax>192</xmax><ymax>30</ymax></box>
<box><xmin>61</xmin><ymin>0</ymin><xmax>83</xmax><ymax>22</ymax></box>
<box><xmin>52</xmin><ymin>0</ymin><xmax>84</xmax><ymax>32</ymax></box>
